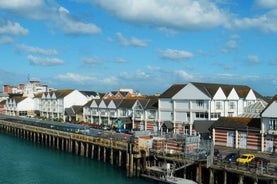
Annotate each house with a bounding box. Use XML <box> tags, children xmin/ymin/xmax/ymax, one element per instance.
<box><xmin>261</xmin><ymin>95</ymin><xmax>277</xmax><ymax>153</ymax></box>
<box><xmin>40</xmin><ymin>89</ymin><xmax>90</xmax><ymax>121</ymax></box>
<box><xmin>65</xmin><ymin>105</ymin><xmax>83</xmax><ymax>123</ymax></box>
<box><xmin>158</xmin><ymin>82</ymin><xmax>265</xmax><ymax>135</ymax></box>
<box><xmin>5</xmin><ymin>96</ymin><xmax>35</xmax><ymax>117</ymax></box>
<box><xmin>103</xmin><ymin>89</ymin><xmax>140</xmax><ymax>99</ymax></box>
<box><xmin>211</xmin><ymin>117</ymin><xmax>261</xmax><ymax>150</ymax></box>
<box><xmin>132</xmin><ymin>96</ymin><xmax>159</xmax><ymax>131</ymax></box>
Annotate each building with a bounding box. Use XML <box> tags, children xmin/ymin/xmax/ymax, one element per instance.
<box><xmin>211</xmin><ymin>117</ymin><xmax>261</xmax><ymax>150</ymax></box>
<box><xmin>261</xmin><ymin>95</ymin><xmax>277</xmax><ymax>153</ymax></box>
<box><xmin>5</xmin><ymin>96</ymin><xmax>35</xmax><ymax>117</ymax></box>
<box><xmin>40</xmin><ymin>89</ymin><xmax>91</xmax><ymax>121</ymax></box>
<box><xmin>158</xmin><ymin>82</ymin><xmax>266</xmax><ymax>135</ymax></box>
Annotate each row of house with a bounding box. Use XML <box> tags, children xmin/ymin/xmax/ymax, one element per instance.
<box><xmin>1</xmin><ymin>82</ymin><xmax>277</xmax><ymax>154</ymax></box>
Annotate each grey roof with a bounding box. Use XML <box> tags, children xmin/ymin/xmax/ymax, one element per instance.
<box><xmin>65</xmin><ymin>105</ymin><xmax>83</xmax><ymax>116</ymax></box>
<box><xmin>193</xmin><ymin>120</ymin><xmax>215</xmax><ymax>133</ymax></box>
<box><xmin>159</xmin><ymin>84</ymin><xmax>186</xmax><ymax>98</ymax></box>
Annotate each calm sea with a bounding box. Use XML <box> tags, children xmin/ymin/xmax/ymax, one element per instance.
<box><xmin>0</xmin><ymin>133</ymin><xmax>152</xmax><ymax>184</ymax></box>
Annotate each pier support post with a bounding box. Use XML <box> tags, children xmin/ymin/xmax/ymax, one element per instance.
<box><xmin>223</xmin><ymin>170</ymin><xmax>227</xmax><ymax>184</ymax></box>
<box><xmin>80</xmin><ymin>142</ymin><xmax>85</xmax><ymax>156</ymax></box>
<box><xmin>126</xmin><ymin>153</ymin><xmax>130</xmax><ymax>176</ymax></box>
<box><xmin>85</xmin><ymin>143</ymin><xmax>89</xmax><ymax>157</ymax></box>
<box><xmin>129</xmin><ymin>153</ymin><xmax>134</xmax><ymax>177</ymax></box>
<box><xmin>103</xmin><ymin>147</ymin><xmax>106</xmax><ymax>162</ymax></box>
<box><xmin>91</xmin><ymin>145</ymin><xmax>94</xmax><ymax>159</ymax></box>
<box><xmin>61</xmin><ymin>138</ymin><xmax>64</xmax><ymax>151</ymax></box>
<box><xmin>69</xmin><ymin>139</ymin><xmax>73</xmax><ymax>153</ymax></box>
<box><xmin>75</xmin><ymin>141</ymin><xmax>79</xmax><ymax>155</ymax></box>
<box><xmin>110</xmin><ymin>149</ymin><xmax>113</xmax><ymax>165</ymax></box>
<box><xmin>56</xmin><ymin>137</ymin><xmax>59</xmax><ymax>150</ymax></box>
<box><xmin>196</xmin><ymin>162</ymin><xmax>202</xmax><ymax>184</ymax></box>
<box><xmin>98</xmin><ymin>146</ymin><xmax>101</xmax><ymax>160</ymax></box>
<box><xmin>119</xmin><ymin>150</ymin><xmax>122</xmax><ymax>167</ymax></box>
<box><xmin>238</xmin><ymin>175</ymin><xmax>243</xmax><ymax>184</ymax></box>
<box><xmin>137</xmin><ymin>158</ymin><xmax>141</xmax><ymax>177</ymax></box>
<box><xmin>209</xmin><ymin>168</ymin><xmax>214</xmax><ymax>184</ymax></box>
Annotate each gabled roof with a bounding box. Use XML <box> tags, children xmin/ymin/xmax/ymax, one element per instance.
<box><xmin>159</xmin><ymin>84</ymin><xmax>186</xmax><ymax>98</ymax></box>
<box><xmin>65</xmin><ymin>105</ymin><xmax>83</xmax><ymax>116</ymax></box>
<box><xmin>260</xmin><ymin>95</ymin><xmax>277</xmax><ymax>115</ymax></box>
<box><xmin>11</xmin><ymin>96</ymin><xmax>27</xmax><ymax>103</ymax></box>
<box><xmin>211</xmin><ymin>117</ymin><xmax>260</xmax><ymax>130</ymax></box>
<box><xmin>112</xmin><ymin>99</ymin><xmax>124</xmax><ymax>107</ymax></box>
<box><xmin>43</xmin><ymin>89</ymin><xmax>74</xmax><ymax>98</ymax></box>
<box><xmin>80</xmin><ymin>91</ymin><xmax>98</xmax><ymax>97</ymax></box>
<box><xmin>143</xmin><ymin>96</ymin><xmax>158</xmax><ymax>109</ymax></box>
<box><xmin>191</xmin><ymin>82</ymin><xmax>253</xmax><ymax>98</ymax></box>
<box><xmin>118</xmin><ymin>99</ymin><xmax>137</xmax><ymax>108</ymax></box>
<box><xmin>83</xmin><ymin>99</ymin><xmax>93</xmax><ymax>107</ymax></box>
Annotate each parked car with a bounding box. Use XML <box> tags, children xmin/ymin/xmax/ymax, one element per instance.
<box><xmin>223</xmin><ymin>153</ymin><xmax>240</xmax><ymax>163</ymax></box>
<box><xmin>236</xmin><ymin>154</ymin><xmax>255</xmax><ymax>164</ymax></box>
<box><xmin>91</xmin><ymin>123</ymin><xmax>99</xmax><ymax>129</ymax></box>
<box><xmin>249</xmin><ymin>156</ymin><xmax>270</xmax><ymax>168</ymax></box>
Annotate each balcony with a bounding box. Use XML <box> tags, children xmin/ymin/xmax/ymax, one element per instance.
<box><xmin>268</xmin><ymin>130</ymin><xmax>277</xmax><ymax>135</ymax></box>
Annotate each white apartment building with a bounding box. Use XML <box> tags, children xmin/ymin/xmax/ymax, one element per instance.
<box><xmin>40</xmin><ymin>89</ymin><xmax>90</xmax><ymax>121</ymax></box>
<box><xmin>158</xmin><ymin>82</ymin><xmax>266</xmax><ymax>135</ymax></box>
<box><xmin>5</xmin><ymin>96</ymin><xmax>35</xmax><ymax>117</ymax></box>
<box><xmin>261</xmin><ymin>95</ymin><xmax>277</xmax><ymax>153</ymax></box>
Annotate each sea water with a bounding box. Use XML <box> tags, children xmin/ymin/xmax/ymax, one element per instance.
<box><xmin>0</xmin><ymin>133</ymin><xmax>151</xmax><ymax>184</ymax></box>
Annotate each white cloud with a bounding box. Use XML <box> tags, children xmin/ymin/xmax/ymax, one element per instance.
<box><xmin>226</xmin><ymin>40</ymin><xmax>238</xmax><ymax>49</ymax></box>
<box><xmin>17</xmin><ymin>44</ymin><xmax>58</xmax><ymax>55</ymax></box>
<box><xmin>56</xmin><ymin>72</ymin><xmax>95</xmax><ymax>83</ymax></box>
<box><xmin>90</xmin><ymin>0</ymin><xmax>228</xmax><ymax>31</ymax></box>
<box><xmin>115</xmin><ymin>58</ymin><xmax>127</xmax><ymax>63</ymax></box>
<box><xmin>0</xmin><ymin>36</ymin><xmax>13</xmax><ymax>44</ymax></box>
<box><xmin>160</xmin><ymin>49</ymin><xmax>193</xmax><ymax>61</ymax></box>
<box><xmin>81</xmin><ymin>57</ymin><xmax>102</xmax><ymax>65</ymax></box>
<box><xmin>0</xmin><ymin>1</ymin><xmax>101</xmax><ymax>35</ymax></box>
<box><xmin>116</xmin><ymin>32</ymin><xmax>148</xmax><ymax>47</ymax></box>
<box><xmin>27</xmin><ymin>55</ymin><xmax>64</xmax><ymax>66</ymax></box>
<box><xmin>228</xmin><ymin>9</ymin><xmax>277</xmax><ymax>33</ymax></box>
<box><xmin>57</xmin><ymin>6</ymin><xmax>101</xmax><ymax>35</ymax></box>
<box><xmin>174</xmin><ymin>70</ymin><xmax>194</xmax><ymax>80</ymax></box>
<box><xmin>247</xmin><ymin>55</ymin><xmax>260</xmax><ymax>63</ymax></box>
<box><xmin>0</xmin><ymin>21</ymin><xmax>28</xmax><ymax>36</ymax></box>
<box><xmin>255</xmin><ymin>0</ymin><xmax>277</xmax><ymax>9</ymax></box>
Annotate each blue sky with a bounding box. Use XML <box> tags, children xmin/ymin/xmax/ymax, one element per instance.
<box><xmin>0</xmin><ymin>0</ymin><xmax>276</xmax><ymax>96</ymax></box>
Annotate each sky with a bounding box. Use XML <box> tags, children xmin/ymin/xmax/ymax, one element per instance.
<box><xmin>0</xmin><ymin>0</ymin><xmax>276</xmax><ymax>96</ymax></box>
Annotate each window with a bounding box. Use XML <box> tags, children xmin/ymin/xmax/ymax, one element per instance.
<box><xmin>195</xmin><ymin>112</ymin><xmax>208</xmax><ymax>119</ymax></box>
<box><xmin>216</xmin><ymin>101</ymin><xmax>222</xmax><ymax>110</ymax></box>
<box><xmin>210</xmin><ymin>113</ymin><xmax>221</xmax><ymax>119</ymax></box>
<box><xmin>269</xmin><ymin>119</ymin><xmax>277</xmax><ymax>130</ymax></box>
<box><xmin>196</xmin><ymin>100</ymin><xmax>204</xmax><ymax>107</ymax></box>
<box><xmin>229</xmin><ymin>101</ymin><xmax>236</xmax><ymax>109</ymax></box>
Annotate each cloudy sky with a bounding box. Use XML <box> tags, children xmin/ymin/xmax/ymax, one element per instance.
<box><xmin>0</xmin><ymin>0</ymin><xmax>276</xmax><ymax>96</ymax></box>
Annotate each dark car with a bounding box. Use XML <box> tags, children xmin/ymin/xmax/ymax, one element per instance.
<box><xmin>249</xmin><ymin>156</ymin><xmax>270</xmax><ymax>168</ymax></box>
<box><xmin>223</xmin><ymin>153</ymin><xmax>240</xmax><ymax>163</ymax></box>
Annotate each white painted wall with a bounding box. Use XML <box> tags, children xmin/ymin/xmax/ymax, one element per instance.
<box><xmin>17</xmin><ymin>97</ymin><xmax>35</xmax><ymax>111</ymax></box>
<box><xmin>64</xmin><ymin>90</ymin><xmax>88</xmax><ymax>108</ymax></box>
